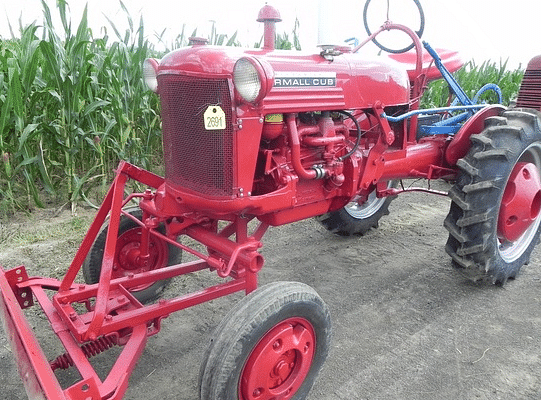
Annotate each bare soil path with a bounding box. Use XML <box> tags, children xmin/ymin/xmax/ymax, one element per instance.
<box><xmin>1</xmin><ymin>181</ymin><xmax>541</xmax><ymax>399</ymax></box>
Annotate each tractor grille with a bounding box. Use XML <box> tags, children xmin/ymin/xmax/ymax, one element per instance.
<box><xmin>159</xmin><ymin>74</ymin><xmax>234</xmax><ymax>196</ymax></box>
<box><xmin>516</xmin><ymin>56</ymin><xmax>541</xmax><ymax>111</ymax></box>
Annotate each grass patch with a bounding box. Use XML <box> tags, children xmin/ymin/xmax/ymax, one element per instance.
<box><xmin>1</xmin><ymin>214</ymin><xmax>92</xmax><ymax>249</ymax></box>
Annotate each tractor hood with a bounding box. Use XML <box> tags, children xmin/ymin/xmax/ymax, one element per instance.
<box><xmin>157</xmin><ymin>45</ymin><xmax>410</xmax><ymax>113</ymax></box>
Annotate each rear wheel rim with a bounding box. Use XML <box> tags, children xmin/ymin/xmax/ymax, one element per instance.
<box><xmin>498</xmin><ymin>145</ymin><xmax>541</xmax><ymax>262</ymax></box>
<box><xmin>344</xmin><ymin>189</ymin><xmax>386</xmax><ymax>219</ymax></box>
<box><xmin>239</xmin><ymin>317</ymin><xmax>316</xmax><ymax>400</ymax></box>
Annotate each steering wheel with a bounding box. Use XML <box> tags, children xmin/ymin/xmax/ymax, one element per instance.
<box><xmin>363</xmin><ymin>0</ymin><xmax>425</xmax><ymax>53</ymax></box>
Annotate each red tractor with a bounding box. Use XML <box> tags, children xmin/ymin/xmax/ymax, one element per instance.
<box><xmin>2</xmin><ymin>2</ymin><xmax>541</xmax><ymax>399</ymax></box>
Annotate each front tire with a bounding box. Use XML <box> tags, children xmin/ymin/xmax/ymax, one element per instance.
<box><xmin>199</xmin><ymin>282</ymin><xmax>332</xmax><ymax>400</ymax></box>
<box><xmin>445</xmin><ymin>109</ymin><xmax>541</xmax><ymax>283</ymax></box>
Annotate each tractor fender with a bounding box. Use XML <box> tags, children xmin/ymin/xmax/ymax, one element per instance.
<box><xmin>445</xmin><ymin>104</ymin><xmax>507</xmax><ymax>165</ymax></box>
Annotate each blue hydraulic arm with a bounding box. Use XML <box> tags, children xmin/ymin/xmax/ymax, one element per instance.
<box><xmin>422</xmin><ymin>41</ymin><xmax>473</xmax><ymax>107</ymax></box>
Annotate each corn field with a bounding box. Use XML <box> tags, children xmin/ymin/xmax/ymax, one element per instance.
<box><xmin>0</xmin><ymin>1</ymin><xmax>525</xmax><ymax>214</ymax></box>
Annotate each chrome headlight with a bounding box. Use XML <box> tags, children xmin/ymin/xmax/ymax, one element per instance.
<box><xmin>233</xmin><ymin>57</ymin><xmax>272</xmax><ymax>103</ymax></box>
<box><xmin>143</xmin><ymin>58</ymin><xmax>159</xmax><ymax>92</ymax></box>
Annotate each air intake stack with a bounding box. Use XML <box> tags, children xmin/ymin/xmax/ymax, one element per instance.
<box><xmin>257</xmin><ymin>4</ymin><xmax>282</xmax><ymax>50</ymax></box>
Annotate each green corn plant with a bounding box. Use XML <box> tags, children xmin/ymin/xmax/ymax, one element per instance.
<box><xmin>0</xmin><ymin>24</ymin><xmax>55</xmax><ymax>211</ymax></box>
<box><xmin>208</xmin><ymin>21</ymin><xmax>239</xmax><ymax>46</ymax></box>
<box><xmin>156</xmin><ymin>25</ymin><xmax>196</xmax><ymax>53</ymax></box>
<box><xmin>0</xmin><ymin>41</ymin><xmax>16</xmax><ymax>211</ymax></box>
<box><xmin>101</xmin><ymin>1</ymin><xmax>163</xmax><ymax>172</ymax></box>
<box><xmin>39</xmin><ymin>1</ymin><xmax>103</xmax><ymax>214</ymax></box>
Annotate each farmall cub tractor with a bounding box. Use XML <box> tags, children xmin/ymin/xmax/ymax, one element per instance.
<box><xmin>2</xmin><ymin>1</ymin><xmax>541</xmax><ymax>399</ymax></box>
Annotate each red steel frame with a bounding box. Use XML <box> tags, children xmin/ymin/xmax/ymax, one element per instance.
<box><xmin>0</xmin><ymin>161</ymin><xmax>268</xmax><ymax>400</ymax></box>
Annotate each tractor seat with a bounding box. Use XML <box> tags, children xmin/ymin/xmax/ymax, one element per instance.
<box><xmin>388</xmin><ymin>48</ymin><xmax>463</xmax><ymax>83</ymax></box>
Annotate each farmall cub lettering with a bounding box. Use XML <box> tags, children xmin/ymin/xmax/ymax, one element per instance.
<box><xmin>274</xmin><ymin>72</ymin><xmax>337</xmax><ymax>87</ymax></box>
<box><xmin>1</xmin><ymin>1</ymin><xmax>541</xmax><ymax>400</ymax></box>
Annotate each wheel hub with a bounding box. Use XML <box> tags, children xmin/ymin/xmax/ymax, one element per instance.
<box><xmin>498</xmin><ymin>162</ymin><xmax>541</xmax><ymax>242</ymax></box>
<box><xmin>240</xmin><ymin>317</ymin><xmax>315</xmax><ymax>400</ymax></box>
<box><xmin>113</xmin><ymin>228</ymin><xmax>168</xmax><ymax>290</ymax></box>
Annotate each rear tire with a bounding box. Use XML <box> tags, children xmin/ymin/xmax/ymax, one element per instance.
<box><xmin>444</xmin><ymin>109</ymin><xmax>541</xmax><ymax>283</ymax></box>
<box><xmin>199</xmin><ymin>282</ymin><xmax>332</xmax><ymax>400</ymax></box>
<box><xmin>317</xmin><ymin>182</ymin><xmax>396</xmax><ymax>236</ymax></box>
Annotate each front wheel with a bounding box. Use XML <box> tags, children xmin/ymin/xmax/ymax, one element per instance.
<box><xmin>445</xmin><ymin>109</ymin><xmax>541</xmax><ymax>283</ymax></box>
<box><xmin>199</xmin><ymin>282</ymin><xmax>332</xmax><ymax>400</ymax></box>
<box><xmin>82</xmin><ymin>207</ymin><xmax>182</xmax><ymax>303</ymax></box>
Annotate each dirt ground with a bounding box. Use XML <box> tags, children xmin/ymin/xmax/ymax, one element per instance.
<box><xmin>1</xmin><ymin>180</ymin><xmax>541</xmax><ymax>400</ymax></box>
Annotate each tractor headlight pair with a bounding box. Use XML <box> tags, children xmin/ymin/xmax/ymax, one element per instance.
<box><xmin>143</xmin><ymin>56</ymin><xmax>273</xmax><ymax>103</ymax></box>
<box><xmin>233</xmin><ymin>57</ymin><xmax>273</xmax><ymax>104</ymax></box>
